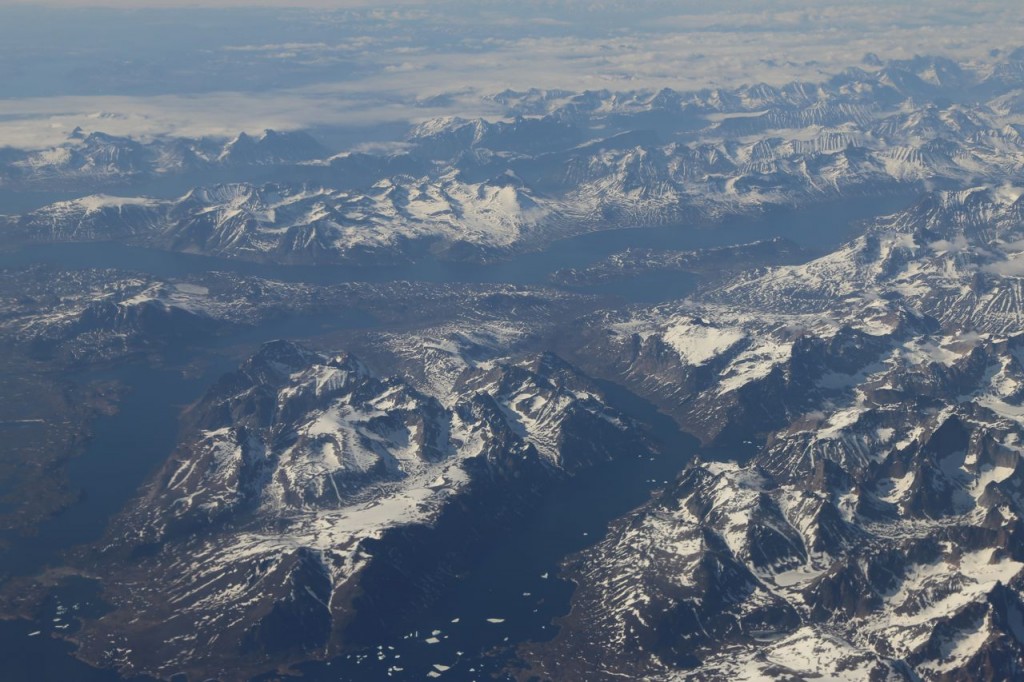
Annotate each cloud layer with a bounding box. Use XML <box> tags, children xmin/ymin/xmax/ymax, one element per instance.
<box><xmin>1</xmin><ymin>1</ymin><xmax>1022</xmax><ymax>149</ymax></box>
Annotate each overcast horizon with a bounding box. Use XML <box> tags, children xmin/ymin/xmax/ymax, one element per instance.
<box><xmin>2</xmin><ymin>1</ymin><xmax>1023</xmax><ymax>150</ymax></box>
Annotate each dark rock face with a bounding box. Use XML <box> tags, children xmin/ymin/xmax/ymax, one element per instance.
<box><xmin>73</xmin><ymin>298</ymin><xmax>220</xmax><ymax>341</ymax></box>
<box><xmin>218</xmin><ymin>130</ymin><xmax>327</xmax><ymax>166</ymax></box>
<box><xmin>240</xmin><ymin>547</ymin><xmax>334</xmax><ymax>656</ymax></box>
<box><xmin>24</xmin><ymin>288</ymin><xmax>229</xmax><ymax>364</ymax></box>
<box><xmin>531</xmin><ymin>359</ymin><xmax>1024</xmax><ymax>679</ymax></box>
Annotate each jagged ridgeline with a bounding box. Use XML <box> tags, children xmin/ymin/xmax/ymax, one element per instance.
<box><xmin>4</xmin><ymin>52</ymin><xmax>1024</xmax><ymax>265</ymax></box>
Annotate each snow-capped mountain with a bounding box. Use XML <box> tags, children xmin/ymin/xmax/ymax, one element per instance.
<box><xmin>69</xmin><ymin>340</ymin><xmax>651</xmax><ymax>679</ymax></box>
<box><xmin>569</xmin><ymin>187</ymin><xmax>1024</xmax><ymax>435</ymax></box>
<box><xmin>6</xmin><ymin>52</ymin><xmax>1024</xmax><ymax>264</ymax></box>
<box><xmin>526</xmin><ymin>187</ymin><xmax>1024</xmax><ymax>680</ymax></box>
<box><xmin>8</xmin><ymin>176</ymin><xmax>552</xmax><ymax>262</ymax></box>
<box><xmin>0</xmin><ymin>129</ymin><xmax>326</xmax><ymax>188</ymax></box>
<box><xmin>707</xmin><ymin>187</ymin><xmax>1024</xmax><ymax>334</ymax></box>
<box><xmin>536</xmin><ymin>328</ymin><xmax>1024</xmax><ymax>680</ymax></box>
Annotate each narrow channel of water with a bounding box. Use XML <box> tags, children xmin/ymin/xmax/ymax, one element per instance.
<box><xmin>0</xmin><ymin>308</ymin><xmax>377</xmax><ymax>579</ymax></box>
<box><xmin>2</xmin><ymin>363</ymin><xmax>204</xmax><ymax>578</ymax></box>
<box><xmin>0</xmin><ymin>194</ymin><xmax>915</xmax><ymax>304</ymax></box>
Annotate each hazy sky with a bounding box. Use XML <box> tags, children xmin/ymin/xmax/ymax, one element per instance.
<box><xmin>1</xmin><ymin>1</ymin><xmax>1022</xmax><ymax>149</ymax></box>
<box><xmin>0</xmin><ymin>0</ymin><xmax>428</xmax><ymax>5</ymax></box>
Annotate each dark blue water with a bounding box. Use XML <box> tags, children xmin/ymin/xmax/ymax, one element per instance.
<box><xmin>0</xmin><ymin>578</ymin><xmax>155</xmax><ymax>681</ymax></box>
<box><xmin>0</xmin><ymin>362</ymin><xmax>199</xmax><ymax>681</ymax></box>
<box><xmin>0</xmin><ymin>308</ymin><xmax>377</xmax><ymax>579</ymax></box>
<box><xmin>2</xmin><ymin>364</ymin><xmax>202</xmax><ymax>577</ymax></box>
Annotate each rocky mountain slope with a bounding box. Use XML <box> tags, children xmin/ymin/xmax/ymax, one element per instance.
<box><xmin>66</xmin><ymin>340</ymin><xmax>652</xmax><ymax>679</ymax></box>
<box><xmin>528</xmin><ymin>187</ymin><xmax>1024</xmax><ymax>680</ymax></box>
